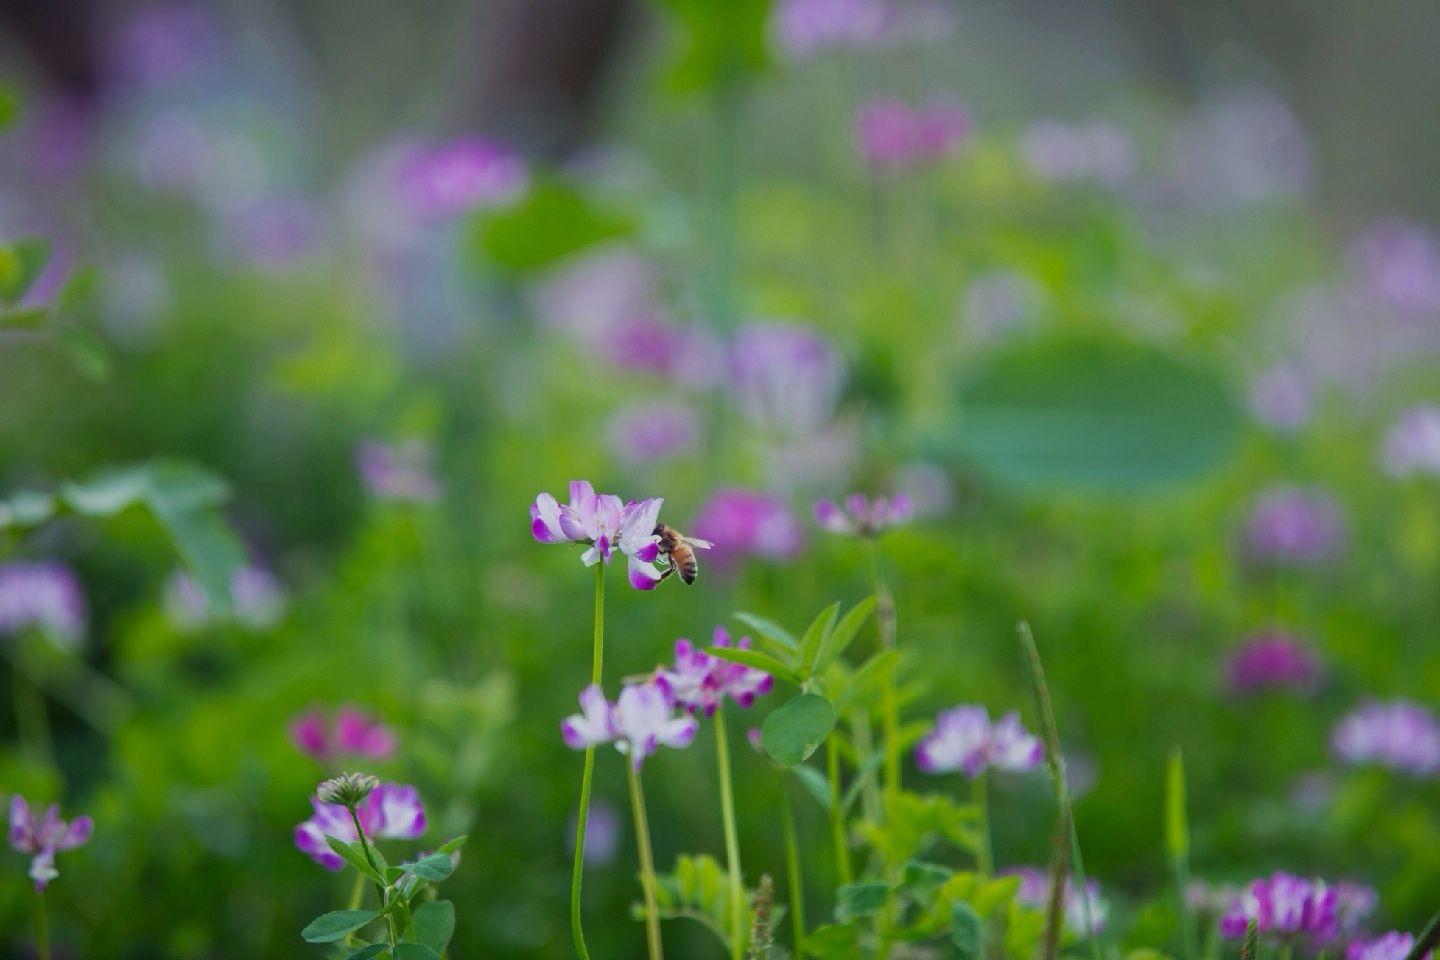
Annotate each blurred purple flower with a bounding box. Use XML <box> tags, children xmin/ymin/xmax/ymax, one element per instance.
<box><xmin>223</xmin><ymin>196</ymin><xmax>324</xmax><ymax>271</ymax></box>
<box><xmin>1243</xmin><ymin>485</ymin><xmax>1345</xmax><ymax>566</ymax></box>
<box><xmin>814</xmin><ymin>492</ymin><xmax>914</xmax><ymax>538</ymax></box>
<box><xmin>1334</xmin><ymin>882</ymin><xmax>1378</xmax><ymax>933</ymax></box>
<box><xmin>1349</xmin><ymin>219</ymin><xmax>1440</xmax><ymax>318</ymax></box>
<box><xmin>1006</xmin><ymin>866</ymin><xmax>1108</xmax><ymax>936</ymax></box>
<box><xmin>1349</xmin><ymin>932</ymin><xmax>1430</xmax><ymax>960</ymax></box>
<box><xmin>532</xmin><ymin>245</ymin><xmax>659</xmax><ymax>348</ymax></box>
<box><xmin>561</xmin><ymin>682</ymin><xmax>697</xmax><ymax>771</ymax></box>
<box><xmin>294</xmin><ymin>782</ymin><xmax>426</xmax><ymax>870</ymax></box>
<box><xmin>1168</xmin><ymin>88</ymin><xmax>1312</xmax><ymax>208</ymax></box>
<box><xmin>894</xmin><ymin>461</ymin><xmax>954</xmax><ymax>518</ymax></box>
<box><xmin>1188</xmin><ymin>881</ymin><xmax>1243</xmax><ymax>917</ymax></box>
<box><xmin>1021</xmin><ymin>119</ymin><xmax>1135</xmax><ymax>186</ymax></box>
<box><xmin>8</xmin><ymin>796</ymin><xmax>93</xmax><ymax>891</ymax></box>
<box><xmin>108</xmin><ymin>2</ymin><xmax>222</xmax><ymax>90</ymax></box>
<box><xmin>608</xmin><ymin>403</ymin><xmax>701</xmax><ymax>466</ymax></box>
<box><xmin>568</xmin><ymin>799</ymin><xmax>620</xmax><ymax>866</ymax></box>
<box><xmin>960</xmin><ymin>270</ymin><xmax>1044</xmax><ymax>341</ymax></box>
<box><xmin>690</xmin><ymin>489</ymin><xmax>804</xmax><ymax>573</ymax></box>
<box><xmin>915</xmin><ymin>705</ymin><xmax>1043</xmax><ymax>777</ymax></box>
<box><xmin>164</xmin><ymin>564</ymin><xmax>286</xmax><ymax>631</ymax></box>
<box><xmin>1380</xmin><ymin>405</ymin><xmax>1440</xmax><ymax>478</ymax></box>
<box><xmin>1219</xmin><ymin>872</ymin><xmax>1338</xmax><ymax>942</ymax></box>
<box><xmin>397</xmin><ymin>136</ymin><xmax>528</xmax><ymax>221</ymax></box>
<box><xmin>289</xmin><ymin>706</ymin><xmax>398</xmax><ymax>763</ymax></box>
<box><xmin>1248</xmin><ymin>364</ymin><xmax>1313</xmax><ymax>433</ymax></box>
<box><xmin>855</xmin><ymin>97</ymin><xmax>970</xmax><ymax>173</ymax></box>
<box><xmin>770</xmin><ymin>0</ymin><xmax>955</xmax><ymax>59</ymax></box>
<box><xmin>1332</xmin><ymin>699</ymin><xmax>1440</xmax><ymax>777</ymax></box>
<box><xmin>656</xmin><ymin>627</ymin><xmax>774</xmax><ymax>716</ymax></box>
<box><xmin>1226</xmin><ymin>632</ymin><xmax>1321</xmax><ymax>696</ymax></box>
<box><xmin>357</xmin><ymin>439</ymin><xmax>440</xmax><ymax>503</ymax></box>
<box><xmin>730</xmin><ymin>322</ymin><xmax>844</xmax><ymax>436</ymax></box>
<box><xmin>0</xmin><ymin>561</ymin><xmax>86</xmax><ymax>648</ymax></box>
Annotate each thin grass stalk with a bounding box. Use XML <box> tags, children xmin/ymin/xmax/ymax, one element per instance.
<box><xmin>1403</xmin><ymin>905</ymin><xmax>1440</xmax><ymax>960</ymax></box>
<box><xmin>1041</xmin><ymin>804</ymin><xmax>1071</xmax><ymax>960</ymax></box>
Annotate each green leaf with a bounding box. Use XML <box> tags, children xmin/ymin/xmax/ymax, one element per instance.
<box><xmin>898</xmin><ymin>861</ymin><xmax>953</xmax><ymax>901</ymax></box>
<box><xmin>406</xmin><ymin>853</ymin><xmax>455</xmax><ymax>882</ymax></box>
<box><xmin>840</xmin><ymin>749</ymin><xmax>887</xmax><ymax>814</ymax></box>
<box><xmin>301</xmin><ymin>909</ymin><xmax>380</xmax><ymax>943</ymax></box>
<box><xmin>790</xmin><ymin>764</ymin><xmax>832</xmax><ymax>811</ymax></box>
<box><xmin>392</xmin><ymin>945</ymin><xmax>441</xmax><ymax>960</ymax></box>
<box><xmin>55</xmin><ymin>321</ymin><xmax>110</xmax><ymax>382</ymax></box>
<box><xmin>343</xmin><ymin>945</ymin><xmax>388</xmax><ymax>960</ymax></box>
<box><xmin>0</xmin><ymin>238</ymin><xmax>50</xmax><ymax>305</ymax></box>
<box><xmin>835</xmin><ymin>881</ymin><xmax>890</xmax><ymax>921</ymax></box>
<box><xmin>469</xmin><ymin>179</ymin><xmax>629</xmax><ymax>273</ymax></box>
<box><xmin>814</xmin><ymin>597</ymin><xmax>876</xmax><ymax>673</ymax></box>
<box><xmin>0</xmin><ymin>86</ymin><xmax>18</xmax><ymax>132</ymax></box>
<box><xmin>761</xmin><ymin>692</ymin><xmax>836</xmax><ymax>766</ymax></box>
<box><xmin>409</xmin><ymin>900</ymin><xmax>455</xmax><ymax>952</ymax></box>
<box><xmin>652</xmin><ymin>0</ymin><xmax>771</xmax><ymax>93</ymax></box>
<box><xmin>834</xmin><ymin>648</ymin><xmax>899</xmax><ymax>713</ymax></box>
<box><xmin>706</xmin><ymin>644</ymin><xmax>799</xmax><ymax>685</ymax></box>
<box><xmin>732</xmin><ymin>612</ymin><xmax>799</xmax><ymax>656</ymax></box>
<box><xmin>437</xmin><ymin>835</ymin><xmax>468</xmax><ymax>856</ymax></box>
<box><xmin>324</xmin><ymin>835</ymin><xmax>384</xmax><ymax>883</ymax></box>
<box><xmin>937</xmin><ymin>334</ymin><xmax>1242</xmax><ymax>493</ymax></box>
<box><xmin>796</xmin><ymin>601</ymin><xmax>839</xmax><ymax>679</ymax></box>
<box><xmin>805</xmin><ymin>923</ymin><xmax>859</xmax><ymax>959</ymax></box>
<box><xmin>0</xmin><ymin>306</ymin><xmax>47</xmax><ymax>329</ymax></box>
<box><xmin>1166</xmin><ymin>749</ymin><xmax>1188</xmax><ymax>861</ymax></box>
<box><xmin>952</xmin><ymin>902</ymin><xmax>983</xmax><ymax>959</ymax></box>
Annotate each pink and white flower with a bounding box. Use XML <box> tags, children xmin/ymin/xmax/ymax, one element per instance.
<box><xmin>8</xmin><ymin>795</ymin><xmax>93</xmax><ymax>891</ymax></box>
<box><xmin>561</xmin><ymin>682</ymin><xmax>697</xmax><ymax>770</ymax></box>
<box><xmin>814</xmin><ymin>493</ymin><xmax>914</xmax><ymax>537</ymax></box>
<box><xmin>915</xmin><ymin>705</ymin><xmax>1043</xmax><ymax>777</ymax></box>
<box><xmin>656</xmin><ymin>627</ymin><xmax>775</xmax><ymax>716</ymax></box>
<box><xmin>561</xmin><ymin>684</ymin><xmax>617</xmax><ymax>750</ymax></box>
<box><xmin>289</xmin><ymin>706</ymin><xmax>398</xmax><ymax>762</ymax></box>
<box><xmin>293</xmin><ymin>782</ymin><xmax>427</xmax><ymax>870</ymax></box>
<box><xmin>1219</xmin><ymin>872</ymin><xmax>1339</xmax><ymax>942</ymax></box>
<box><xmin>616</xmin><ymin>497</ymin><xmax>665</xmax><ymax>590</ymax></box>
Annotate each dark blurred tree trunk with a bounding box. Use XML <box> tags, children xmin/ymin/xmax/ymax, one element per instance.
<box><xmin>0</xmin><ymin>0</ymin><xmax>100</xmax><ymax>104</ymax></box>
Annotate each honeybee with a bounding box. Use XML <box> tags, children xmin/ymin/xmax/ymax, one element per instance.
<box><xmin>654</xmin><ymin>524</ymin><xmax>714</xmax><ymax>585</ymax></box>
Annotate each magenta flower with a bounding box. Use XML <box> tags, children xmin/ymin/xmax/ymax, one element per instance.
<box><xmin>397</xmin><ymin>136</ymin><xmax>528</xmax><ymax>221</ymax></box>
<box><xmin>1006</xmin><ymin>866</ymin><xmax>1108</xmax><ymax>936</ymax></box>
<box><xmin>1349</xmin><ymin>218</ymin><xmax>1440</xmax><ymax>317</ymax></box>
<box><xmin>1332</xmin><ymin>699</ymin><xmax>1440</xmax><ymax>776</ymax></box>
<box><xmin>562</xmin><ymin>684</ymin><xmax>618</xmax><ymax>750</ymax></box>
<box><xmin>1334</xmin><ymin>882</ymin><xmax>1378</xmax><ymax>933</ymax></box>
<box><xmin>8</xmin><ymin>796</ymin><xmax>92</xmax><ymax>891</ymax></box>
<box><xmin>769</xmin><ymin>0</ymin><xmax>954</xmax><ymax>59</ymax></box>
<box><xmin>1244</xmin><ymin>485</ymin><xmax>1345</xmax><ymax>566</ymax></box>
<box><xmin>855</xmin><ymin>97</ymin><xmax>970</xmax><ymax>173</ymax></box>
<box><xmin>294</xmin><ymin>782</ymin><xmax>427</xmax><ymax>870</ymax></box>
<box><xmin>608</xmin><ymin>403</ymin><xmax>701</xmax><ymax>466</ymax></box>
<box><xmin>1349</xmin><ymin>932</ymin><xmax>1431</xmax><ymax>960</ymax></box>
<box><xmin>814</xmin><ymin>493</ymin><xmax>914</xmax><ymax>538</ymax></box>
<box><xmin>357</xmin><ymin>438</ymin><xmax>441</xmax><ymax>502</ymax></box>
<box><xmin>690</xmin><ymin>489</ymin><xmax>805</xmax><ymax>573</ymax></box>
<box><xmin>530</xmin><ymin>481</ymin><xmax>625</xmax><ymax>564</ymax></box>
<box><xmin>1219</xmin><ymin>872</ymin><xmax>1339</xmax><ymax>942</ymax></box>
<box><xmin>561</xmin><ymin>682</ymin><xmax>697</xmax><ymax>770</ymax></box>
<box><xmin>615</xmin><ymin>497</ymin><xmax>667</xmax><ymax>590</ymax></box>
<box><xmin>1226</xmin><ymin>632</ymin><xmax>1321</xmax><ymax>696</ymax></box>
<box><xmin>1248</xmin><ymin>364</ymin><xmax>1313</xmax><ymax>433</ymax></box>
<box><xmin>0</xmin><ymin>561</ymin><xmax>86</xmax><ymax>648</ymax></box>
<box><xmin>656</xmin><ymin>627</ymin><xmax>775</xmax><ymax>716</ymax></box>
<box><xmin>289</xmin><ymin>706</ymin><xmax>398</xmax><ymax>763</ymax></box>
<box><xmin>915</xmin><ymin>705</ymin><xmax>1043</xmax><ymax>777</ymax></box>
<box><xmin>1380</xmin><ymin>406</ymin><xmax>1440</xmax><ymax>478</ymax></box>
<box><xmin>1021</xmin><ymin>119</ymin><xmax>1135</xmax><ymax>186</ymax></box>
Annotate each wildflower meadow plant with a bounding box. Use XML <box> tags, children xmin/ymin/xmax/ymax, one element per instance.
<box><xmin>8</xmin><ymin>795</ymin><xmax>92</xmax><ymax>959</ymax></box>
<box><xmin>290</xmin><ymin>706</ymin><xmax>398</xmax><ymax>764</ymax></box>
<box><xmin>1331</xmin><ymin>699</ymin><xmax>1440</xmax><ymax>776</ymax></box>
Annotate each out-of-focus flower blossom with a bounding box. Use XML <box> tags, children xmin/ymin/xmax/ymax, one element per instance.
<box><xmin>561</xmin><ymin>684</ymin><xmax>616</xmax><ymax>750</ymax></box>
<box><xmin>894</xmin><ymin>461</ymin><xmax>954</xmax><ymax>518</ymax></box>
<box><xmin>1007</xmin><ymin>866</ymin><xmax>1108</xmax><ymax>936</ymax></box>
<box><xmin>222</xmin><ymin>196</ymin><xmax>325</xmax><ymax>271</ymax></box>
<box><xmin>960</xmin><ymin>270</ymin><xmax>1044</xmax><ymax>341</ymax></box>
<box><xmin>1289</xmin><ymin>771</ymin><xmax>1337</xmax><ymax>815</ymax></box>
<box><xmin>1332</xmin><ymin>699</ymin><xmax>1440</xmax><ymax>777</ymax></box>
<box><xmin>532</xmin><ymin>245</ymin><xmax>658</xmax><ymax>349</ymax></box>
<box><xmin>108</xmin><ymin>2</ymin><xmax>222</xmax><ymax>91</ymax></box>
<box><xmin>1021</xmin><ymin>119</ymin><xmax>1135</xmax><ymax>185</ymax></box>
<box><xmin>770</xmin><ymin>0</ymin><xmax>956</xmax><ymax>59</ymax></box>
<box><xmin>164</xmin><ymin>564</ymin><xmax>286</xmax><ymax>631</ymax></box>
<box><xmin>690</xmin><ymin>489</ymin><xmax>805</xmax><ymax>573</ymax></box>
<box><xmin>656</xmin><ymin>627</ymin><xmax>774</xmax><ymax>716</ymax></box>
<box><xmin>357</xmin><ymin>439</ymin><xmax>441</xmax><ymax>502</ymax></box>
<box><xmin>855</xmin><ymin>98</ymin><xmax>970</xmax><ymax>173</ymax></box>
<box><xmin>730</xmin><ymin>322</ymin><xmax>844</xmax><ymax>437</ymax></box>
<box><xmin>814</xmin><ymin>492</ymin><xmax>914</xmax><ymax>537</ymax></box>
<box><xmin>1243</xmin><ymin>486</ymin><xmax>1345</xmax><ymax>566</ymax></box>
<box><xmin>1226</xmin><ymin>632</ymin><xmax>1321</xmax><ymax>696</ymax></box>
<box><xmin>8</xmin><ymin>796</ymin><xmax>93</xmax><ymax>892</ymax></box>
<box><xmin>294</xmin><ymin>781</ymin><xmax>426</xmax><ymax>870</ymax></box>
<box><xmin>0</xmin><ymin>561</ymin><xmax>86</xmax><ymax>648</ymax></box>
<box><xmin>1249</xmin><ymin>364</ymin><xmax>1313</xmax><ymax>433</ymax></box>
<box><xmin>1219</xmin><ymin>872</ymin><xmax>1338</xmax><ymax>942</ymax></box>
<box><xmin>1188</xmin><ymin>881</ymin><xmax>1243</xmax><ymax>918</ymax></box>
<box><xmin>568</xmin><ymin>799</ymin><xmax>621</xmax><ymax>866</ymax></box>
<box><xmin>608</xmin><ymin>403</ymin><xmax>701</xmax><ymax>466</ymax></box>
<box><xmin>915</xmin><ymin>705</ymin><xmax>1044</xmax><ymax>777</ymax></box>
<box><xmin>1168</xmin><ymin>88</ymin><xmax>1311</xmax><ymax>209</ymax></box>
<box><xmin>1380</xmin><ymin>405</ymin><xmax>1440</xmax><ymax>478</ymax></box>
<box><xmin>1349</xmin><ymin>219</ymin><xmax>1440</xmax><ymax>318</ymax></box>
<box><xmin>1348</xmin><ymin>932</ymin><xmax>1430</xmax><ymax>960</ymax></box>
<box><xmin>397</xmin><ymin>136</ymin><xmax>528</xmax><ymax>221</ymax></box>
<box><xmin>1334</xmin><ymin>882</ymin><xmax>1378</xmax><ymax>933</ymax></box>
<box><xmin>289</xmin><ymin>706</ymin><xmax>398</xmax><ymax>763</ymax></box>
<box><xmin>561</xmin><ymin>682</ymin><xmax>697</xmax><ymax>770</ymax></box>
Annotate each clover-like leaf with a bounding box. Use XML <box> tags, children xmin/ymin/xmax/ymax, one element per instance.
<box><xmin>761</xmin><ymin>692</ymin><xmax>836</xmax><ymax>767</ymax></box>
<box><xmin>301</xmin><ymin>909</ymin><xmax>379</xmax><ymax>943</ymax></box>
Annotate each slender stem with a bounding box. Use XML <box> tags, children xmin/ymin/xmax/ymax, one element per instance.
<box><xmin>778</xmin><ymin>776</ymin><xmax>806</xmax><ymax>955</ymax></box>
<box><xmin>35</xmin><ymin>889</ymin><xmax>49</xmax><ymax>960</ymax></box>
<box><xmin>973</xmin><ymin>770</ymin><xmax>993</xmax><ymax>877</ymax></box>
<box><xmin>628</xmin><ymin>762</ymin><xmax>664</xmax><ymax>960</ymax></box>
<box><xmin>345</xmin><ymin>871</ymin><xmax>366</xmax><ymax>945</ymax></box>
<box><xmin>866</xmin><ymin>540</ymin><xmax>901</xmax><ymax>809</ymax></box>
<box><xmin>850</xmin><ymin>708</ymin><xmax>882</xmax><ymax>824</ymax></box>
<box><xmin>714</xmin><ymin>703</ymin><xmax>745</xmax><ymax>960</ymax></box>
<box><xmin>570</xmin><ymin>563</ymin><xmax>606</xmax><ymax>960</ymax></box>
<box><xmin>825</xmin><ymin>736</ymin><xmax>852</xmax><ymax>885</ymax></box>
<box><xmin>12</xmin><ymin>645</ymin><xmax>54</xmax><ymax>767</ymax></box>
<box><xmin>349</xmin><ymin>807</ymin><xmax>392</xmax><ymax>945</ymax></box>
<box><xmin>1278</xmin><ymin>942</ymin><xmax>1293</xmax><ymax>960</ymax></box>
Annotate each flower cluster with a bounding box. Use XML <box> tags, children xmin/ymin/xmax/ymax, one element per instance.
<box><xmin>290</xmin><ymin>706</ymin><xmax>398</xmax><ymax>763</ymax></box>
<box><xmin>814</xmin><ymin>493</ymin><xmax>914</xmax><ymax>538</ymax></box>
<box><xmin>1007</xmin><ymin>866</ymin><xmax>1109</xmax><ymax>936</ymax></box>
<box><xmin>396</xmin><ymin>136</ymin><xmax>528</xmax><ymax>221</ymax></box>
<box><xmin>8</xmin><ymin>796</ymin><xmax>93</xmax><ymax>891</ymax></box>
<box><xmin>855</xmin><ymin>97</ymin><xmax>970</xmax><ymax>173</ymax></box>
<box><xmin>531</xmin><ymin>482</ymin><xmax>666</xmax><ymax>589</ymax></box>
<box><xmin>1021</xmin><ymin>118</ymin><xmax>1135</xmax><ymax>186</ymax></box>
<box><xmin>1219</xmin><ymin>872</ymin><xmax>1339</xmax><ymax>942</ymax></box>
<box><xmin>1348</xmin><ymin>218</ymin><xmax>1440</xmax><ymax>317</ymax></box>
<box><xmin>561</xmin><ymin>682</ymin><xmax>698</xmax><ymax>770</ymax></box>
<box><xmin>1248</xmin><ymin>364</ymin><xmax>1313</xmax><ymax>433</ymax></box>
<box><xmin>294</xmin><ymin>780</ymin><xmax>427</xmax><ymax>870</ymax></box>
<box><xmin>1349</xmin><ymin>932</ymin><xmax>1433</xmax><ymax>960</ymax></box>
<box><xmin>915</xmin><ymin>705</ymin><xmax>1044</xmax><ymax>777</ymax></box>
<box><xmin>690</xmin><ymin>489</ymin><xmax>804</xmax><ymax>573</ymax></box>
<box><xmin>1244</xmin><ymin>486</ymin><xmax>1345</xmax><ymax>566</ymax></box>
<box><xmin>655</xmin><ymin>628</ymin><xmax>775</xmax><ymax>716</ymax></box>
<box><xmin>0</xmin><ymin>560</ymin><xmax>86</xmax><ymax>647</ymax></box>
<box><xmin>769</xmin><ymin>0</ymin><xmax>955</xmax><ymax>60</ymax></box>
<box><xmin>357</xmin><ymin>438</ymin><xmax>441</xmax><ymax>502</ymax></box>
<box><xmin>1380</xmin><ymin>405</ymin><xmax>1440</xmax><ymax>479</ymax></box>
<box><xmin>164</xmin><ymin>563</ymin><xmax>286</xmax><ymax>631</ymax></box>
<box><xmin>1225</xmin><ymin>632</ymin><xmax>1321</xmax><ymax>696</ymax></box>
<box><xmin>1332</xmin><ymin>699</ymin><xmax>1440</xmax><ymax>776</ymax></box>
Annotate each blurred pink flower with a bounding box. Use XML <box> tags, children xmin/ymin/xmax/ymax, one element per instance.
<box><xmin>357</xmin><ymin>439</ymin><xmax>440</xmax><ymax>502</ymax></box>
<box><xmin>690</xmin><ymin>489</ymin><xmax>804</xmax><ymax>573</ymax></box>
<box><xmin>1379</xmin><ymin>405</ymin><xmax>1440</xmax><ymax>478</ymax></box>
<box><xmin>770</xmin><ymin>0</ymin><xmax>955</xmax><ymax>59</ymax></box>
<box><xmin>9</xmin><ymin>796</ymin><xmax>93</xmax><ymax>891</ymax></box>
<box><xmin>1332</xmin><ymin>699</ymin><xmax>1440</xmax><ymax>777</ymax></box>
<box><xmin>108</xmin><ymin>2</ymin><xmax>222</xmax><ymax>90</ymax></box>
<box><xmin>915</xmin><ymin>705</ymin><xmax>1044</xmax><ymax>777</ymax></box>
<box><xmin>855</xmin><ymin>98</ymin><xmax>970</xmax><ymax>173</ymax></box>
<box><xmin>397</xmin><ymin>136</ymin><xmax>528</xmax><ymax>221</ymax></box>
<box><xmin>814</xmin><ymin>492</ymin><xmax>914</xmax><ymax>537</ymax></box>
<box><xmin>164</xmin><ymin>564</ymin><xmax>286</xmax><ymax>630</ymax></box>
<box><xmin>1349</xmin><ymin>219</ymin><xmax>1440</xmax><ymax>318</ymax></box>
<box><xmin>1349</xmin><ymin>932</ymin><xmax>1430</xmax><ymax>960</ymax></box>
<box><xmin>1006</xmin><ymin>866</ymin><xmax>1108</xmax><ymax>936</ymax></box>
<box><xmin>0</xmin><ymin>561</ymin><xmax>86</xmax><ymax>648</ymax></box>
<box><xmin>289</xmin><ymin>706</ymin><xmax>398</xmax><ymax>763</ymax></box>
<box><xmin>1243</xmin><ymin>485</ymin><xmax>1345</xmax><ymax>566</ymax></box>
<box><xmin>1248</xmin><ymin>364</ymin><xmax>1313</xmax><ymax>433</ymax></box>
<box><xmin>1226</xmin><ymin>632</ymin><xmax>1321</xmax><ymax>696</ymax></box>
<box><xmin>1219</xmin><ymin>872</ymin><xmax>1338</xmax><ymax>942</ymax></box>
<box><xmin>730</xmin><ymin>322</ymin><xmax>844</xmax><ymax>436</ymax></box>
<box><xmin>1021</xmin><ymin>119</ymin><xmax>1135</xmax><ymax>185</ymax></box>
<box><xmin>608</xmin><ymin>403</ymin><xmax>701</xmax><ymax>466</ymax></box>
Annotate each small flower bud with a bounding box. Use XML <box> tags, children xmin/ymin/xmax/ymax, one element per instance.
<box><xmin>317</xmin><ymin>772</ymin><xmax>379</xmax><ymax>808</ymax></box>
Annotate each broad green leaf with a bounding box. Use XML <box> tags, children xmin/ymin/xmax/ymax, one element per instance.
<box><xmin>835</xmin><ymin>881</ymin><xmax>890</xmax><ymax>921</ymax></box>
<box><xmin>437</xmin><ymin>835</ymin><xmax>468</xmax><ymax>856</ymax></box>
<box><xmin>652</xmin><ymin>0</ymin><xmax>770</xmax><ymax>93</ymax></box>
<box><xmin>974</xmin><ymin>874</ymin><xmax>1022</xmax><ymax>916</ymax></box>
<box><xmin>814</xmin><ymin>597</ymin><xmax>877</xmax><ymax>673</ymax></box>
<box><xmin>952</xmin><ymin>902</ymin><xmax>983</xmax><ymax>959</ymax></box>
<box><xmin>761</xmin><ymin>693</ymin><xmax>836</xmax><ymax>767</ymax></box>
<box><xmin>392</xmin><ymin>945</ymin><xmax>441</xmax><ymax>960</ymax></box>
<box><xmin>790</xmin><ymin>764</ymin><xmax>832</xmax><ymax>810</ymax></box>
<box><xmin>797</xmin><ymin>601</ymin><xmax>839</xmax><ymax>679</ymax></box>
<box><xmin>470</xmin><ymin>179</ymin><xmax>629</xmax><ymax>273</ymax></box>
<box><xmin>733</xmin><ymin>612</ymin><xmax>799</xmax><ymax>655</ymax></box>
<box><xmin>55</xmin><ymin>321</ymin><xmax>110</xmax><ymax>382</ymax></box>
<box><xmin>938</xmin><ymin>334</ymin><xmax>1242</xmax><ymax>493</ymax></box>
<box><xmin>0</xmin><ymin>238</ymin><xmax>49</xmax><ymax>305</ymax></box>
<box><xmin>409</xmin><ymin>900</ymin><xmax>455</xmax><ymax>953</ymax></box>
<box><xmin>324</xmin><ymin>835</ymin><xmax>383</xmax><ymax>883</ymax></box>
<box><xmin>343</xmin><ymin>945</ymin><xmax>388</xmax><ymax>960</ymax></box>
<box><xmin>1166</xmin><ymin>749</ymin><xmax>1188</xmax><ymax>861</ymax></box>
<box><xmin>898</xmin><ymin>861</ymin><xmax>953</xmax><ymax>901</ymax></box>
<box><xmin>301</xmin><ymin>909</ymin><xmax>379</xmax><ymax>943</ymax></box>
<box><xmin>405</xmin><ymin>853</ymin><xmax>455</xmax><ymax>882</ymax></box>
<box><xmin>706</xmin><ymin>644</ymin><xmax>799</xmax><ymax>685</ymax></box>
<box><xmin>805</xmin><ymin>923</ymin><xmax>859</xmax><ymax>959</ymax></box>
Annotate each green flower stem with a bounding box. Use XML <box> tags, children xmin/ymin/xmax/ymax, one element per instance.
<box><xmin>714</xmin><ymin>703</ymin><xmax>744</xmax><ymax>960</ymax></box>
<box><xmin>348</xmin><ymin>807</ymin><xmax>392</xmax><ymax>945</ymax></box>
<box><xmin>826</xmin><ymin>736</ymin><xmax>852</xmax><ymax>885</ymax></box>
<box><xmin>345</xmin><ymin>871</ymin><xmax>366</xmax><ymax>945</ymax></box>
<box><xmin>34</xmin><ymin>889</ymin><xmax>49</xmax><ymax>960</ymax></box>
<box><xmin>12</xmin><ymin>644</ymin><xmax>54</xmax><ymax>767</ymax></box>
<box><xmin>866</xmin><ymin>540</ymin><xmax>901</xmax><ymax>809</ymax></box>
<box><xmin>973</xmin><ymin>770</ymin><xmax>993</xmax><ymax>877</ymax></box>
<box><xmin>779</xmin><ymin>775</ymin><xmax>806</xmax><ymax>954</ymax></box>
<box><xmin>627</xmin><ymin>762</ymin><xmax>664</xmax><ymax>960</ymax></box>
<box><xmin>570</xmin><ymin>562</ymin><xmax>606</xmax><ymax>960</ymax></box>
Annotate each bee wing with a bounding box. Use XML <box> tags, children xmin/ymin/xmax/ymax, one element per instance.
<box><xmin>681</xmin><ymin>537</ymin><xmax>714</xmax><ymax>550</ymax></box>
